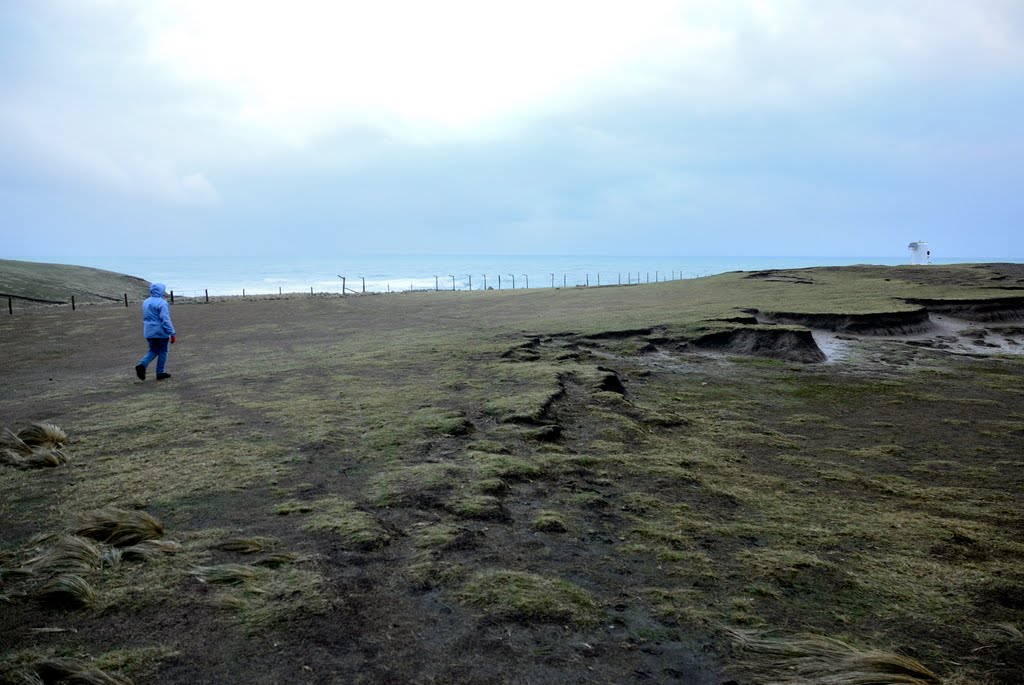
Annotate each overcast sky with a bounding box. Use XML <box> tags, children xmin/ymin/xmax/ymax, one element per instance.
<box><xmin>1</xmin><ymin>1</ymin><xmax>1022</xmax><ymax>258</ymax></box>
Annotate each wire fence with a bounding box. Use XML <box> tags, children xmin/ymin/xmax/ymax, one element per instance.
<box><xmin>5</xmin><ymin>268</ymin><xmax>713</xmax><ymax>314</ymax></box>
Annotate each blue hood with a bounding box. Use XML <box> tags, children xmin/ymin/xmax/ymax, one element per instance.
<box><xmin>141</xmin><ymin>283</ymin><xmax>175</xmax><ymax>338</ymax></box>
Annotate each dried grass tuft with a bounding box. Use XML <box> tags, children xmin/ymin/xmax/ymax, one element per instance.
<box><xmin>1</xmin><ymin>448</ymin><xmax>26</xmax><ymax>467</ymax></box>
<box><xmin>26</xmin><ymin>448</ymin><xmax>69</xmax><ymax>468</ymax></box>
<box><xmin>17</xmin><ymin>423</ymin><xmax>69</xmax><ymax>449</ymax></box>
<box><xmin>37</xmin><ymin>573</ymin><xmax>98</xmax><ymax>608</ymax></box>
<box><xmin>74</xmin><ymin>508</ymin><xmax>164</xmax><ymax>547</ymax></box>
<box><xmin>31</xmin><ymin>657</ymin><xmax>132</xmax><ymax>684</ymax></box>
<box><xmin>190</xmin><ymin>564</ymin><xmax>259</xmax><ymax>585</ymax></box>
<box><xmin>730</xmin><ymin>630</ymin><xmax>942</xmax><ymax>685</ymax></box>
<box><xmin>120</xmin><ymin>540</ymin><xmax>182</xmax><ymax>561</ymax></box>
<box><xmin>25</xmin><ymin>536</ymin><xmax>104</xmax><ymax>574</ymax></box>
<box><xmin>101</xmin><ymin>546</ymin><xmax>123</xmax><ymax>569</ymax></box>
<box><xmin>1</xmin><ymin>428</ymin><xmax>33</xmax><ymax>455</ymax></box>
<box><xmin>252</xmin><ymin>552</ymin><xmax>302</xmax><ymax>568</ymax></box>
<box><xmin>218</xmin><ymin>538</ymin><xmax>267</xmax><ymax>554</ymax></box>
<box><xmin>1</xmin><ymin>446</ymin><xmax>68</xmax><ymax>469</ymax></box>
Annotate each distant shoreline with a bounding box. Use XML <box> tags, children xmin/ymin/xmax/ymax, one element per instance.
<box><xmin>8</xmin><ymin>254</ymin><xmax>1021</xmax><ymax>298</ymax></box>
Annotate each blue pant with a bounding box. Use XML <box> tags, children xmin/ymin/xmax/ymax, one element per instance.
<box><xmin>139</xmin><ymin>337</ymin><xmax>170</xmax><ymax>374</ymax></box>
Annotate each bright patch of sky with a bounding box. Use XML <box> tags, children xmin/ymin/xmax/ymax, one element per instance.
<box><xmin>1</xmin><ymin>0</ymin><xmax>1022</xmax><ymax>258</ymax></box>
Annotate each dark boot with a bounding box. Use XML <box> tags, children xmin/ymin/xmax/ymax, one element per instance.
<box><xmin>156</xmin><ymin>373</ymin><xmax>171</xmax><ymax>380</ymax></box>
<box><xmin>135</xmin><ymin>364</ymin><xmax>146</xmax><ymax>380</ymax></box>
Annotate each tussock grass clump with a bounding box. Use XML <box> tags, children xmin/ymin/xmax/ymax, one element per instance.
<box><xmin>304</xmin><ymin>498</ymin><xmax>391</xmax><ymax>551</ymax></box>
<box><xmin>370</xmin><ymin>462</ymin><xmax>463</xmax><ymax>507</ymax></box>
<box><xmin>252</xmin><ymin>552</ymin><xmax>303</xmax><ymax>568</ymax></box>
<box><xmin>26</xmin><ymin>535</ymin><xmax>104</xmax><ymax>574</ymax></box>
<box><xmin>17</xmin><ymin>423</ymin><xmax>69</xmax><ymax>449</ymax></box>
<box><xmin>1</xmin><ymin>425</ymin><xmax>70</xmax><ymax>469</ymax></box>
<box><xmin>407</xmin><ymin>561</ymin><xmax>467</xmax><ymax>590</ymax></box>
<box><xmin>456</xmin><ymin>569</ymin><xmax>602</xmax><ymax>626</ymax></box>
<box><xmin>468</xmin><ymin>451</ymin><xmax>544</xmax><ymax>480</ymax></box>
<box><xmin>531</xmin><ymin>511</ymin><xmax>568</xmax><ymax>532</ymax></box>
<box><xmin>218</xmin><ymin>538</ymin><xmax>270</xmax><ymax>554</ymax></box>
<box><xmin>119</xmin><ymin>540</ymin><xmax>182</xmax><ymax>561</ymax></box>
<box><xmin>37</xmin><ymin>573</ymin><xmax>98</xmax><ymax>608</ymax></box>
<box><xmin>74</xmin><ymin>508</ymin><xmax>164</xmax><ymax>547</ymax></box>
<box><xmin>447</xmin><ymin>494</ymin><xmax>506</xmax><ymax>520</ymax></box>
<box><xmin>1</xmin><ymin>428</ymin><xmax>33</xmax><ymax>455</ymax></box>
<box><xmin>191</xmin><ymin>564</ymin><xmax>259</xmax><ymax>586</ymax></box>
<box><xmin>24</xmin><ymin>448</ymin><xmax>70</xmax><ymax>468</ymax></box>
<box><xmin>731</xmin><ymin>630</ymin><xmax>941</xmax><ymax>685</ymax></box>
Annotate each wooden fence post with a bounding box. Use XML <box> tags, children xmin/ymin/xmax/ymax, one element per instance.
<box><xmin>71</xmin><ymin>295</ymin><xmax>76</xmax><ymax>311</ymax></box>
<box><xmin>205</xmin><ymin>289</ymin><xmax>209</xmax><ymax>303</ymax></box>
<box><xmin>124</xmin><ymin>293</ymin><xmax>128</xmax><ymax>307</ymax></box>
<box><xmin>8</xmin><ymin>297</ymin><xmax>11</xmax><ymax>315</ymax></box>
<box><xmin>170</xmin><ymin>290</ymin><xmax>174</xmax><ymax>303</ymax></box>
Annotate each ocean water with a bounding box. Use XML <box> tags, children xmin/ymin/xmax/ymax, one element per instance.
<box><xmin>22</xmin><ymin>254</ymin><xmax>1002</xmax><ymax>297</ymax></box>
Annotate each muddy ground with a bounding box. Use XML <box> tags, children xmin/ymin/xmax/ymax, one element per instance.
<box><xmin>2</xmin><ymin>267</ymin><xmax>1023</xmax><ymax>684</ymax></box>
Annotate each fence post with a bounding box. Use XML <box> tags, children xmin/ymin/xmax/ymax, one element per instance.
<box><xmin>205</xmin><ymin>289</ymin><xmax>209</xmax><ymax>303</ymax></box>
<box><xmin>243</xmin><ymin>289</ymin><xmax>246</xmax><ymax>297</ymax></box>
<box><xmin>311</xmin><ymin>287</ymin><xmax>314</xmax><ymax>295</ymax></box>
<box><xmin>170</xmin><ymin>290</ymin><xmax>174</xmax><ymax>303</ymax></box>
<box><xmin>563</xmin><ymin>274</ymin><xmax>566</xmax><ymax>287</ymax></box>
<box><xmin>7</xmin><ymin>297</ymin><xmax>11</xmax><ymax>315</ymax></box>
<box><xmin>124</xmin><ymin>293</ymin><xmax>128</xmax><ymax>307</ymax></box>
<box><xmin>71</xmin><ymin>295</ymin><xmax>76</xmax><ymax>311</ymax></box>
<box><xmin>362</xmin><ymin>277</ymin><xmax>365</xmax><ymax>293</ymax></box>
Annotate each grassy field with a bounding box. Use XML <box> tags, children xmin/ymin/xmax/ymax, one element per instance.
<box><xmin>1</xmin><ymin>262</ymin><xmax>1023</xmax><ymax>684</ymax></box>
<box><xmin>0</xmin><ymin>259</ymin><xmax>150</xmax><ymax>305</ymax></box>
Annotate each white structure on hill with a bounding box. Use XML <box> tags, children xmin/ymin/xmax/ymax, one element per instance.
<box><xmin>908</xmin><ymin>241</ymin><xmax>931</xmax><ymax>265</ymax></box>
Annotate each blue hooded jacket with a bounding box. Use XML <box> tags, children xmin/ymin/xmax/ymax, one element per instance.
<box><xmin>141</xmin><ymin>283</ymin><xmax>176</xmax><ymax>339</ymax></box>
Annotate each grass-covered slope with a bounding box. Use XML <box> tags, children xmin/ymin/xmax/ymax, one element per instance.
<box><xmin>1</xmin><ymin>263</ymin><xmax>1022</xmax><ymax>685</ymax></box>
<box><xmin>0</xmin><ymin>259</ymin><xmax>149</xmax><ymax>304</ymax></box>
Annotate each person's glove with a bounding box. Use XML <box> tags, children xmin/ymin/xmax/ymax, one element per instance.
<box><xmin>170</xmin><ymin>335</ymin><xmax>176</xmax><ymax>344</ymax></box>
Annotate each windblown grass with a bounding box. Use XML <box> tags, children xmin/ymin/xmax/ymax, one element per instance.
<box><xmin>731</xmin><ymin>630</ymin><xmax>942</xmax><ymax>685</ymax></box>
<box><xmin>24</xmin><ymin>535</ymin><xmax>104</xmax><ymax>574</ymax></box>
<box><xmin>17</xmin><ymin>423</ymin><xmax>68</xmax><ymax>449</ymax></box>
<box><xmin>0</xmin><ymin>427</ymin><xmax>69</xmax><ymax>469</ymax></box>
<box><xmin>118</xmin><ymin>540</ymin><xmax>183</xmax><ymax>561</ymax></box>
<box><xmin>74</xmin><ymin>509</ymin><xmax>164</xmax><ymax>547</ymax></box>
<box><xmin>190</xmin><ymin>564</ymin><xmax>259</xmax><ymax>586</ymax></box>
<box><xmin>36</xmin><ymin>573</ymin><xmax>97</xmax><ymax>609</ymax></box>
<box><xmin>217</xmin><ymin>538</ymin><xmax>270</xmax><ymax>554</ymax></box>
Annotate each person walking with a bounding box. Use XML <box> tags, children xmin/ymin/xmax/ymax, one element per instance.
<box><xmin>135</xmin><ymin>283</ymin><xmax>176</xmax><ymax>381</ymax></box>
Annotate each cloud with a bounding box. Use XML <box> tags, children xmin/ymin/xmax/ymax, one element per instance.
<box><xmin>123</xmin><ymin>1</ymin><xmax>1024</xmax><ymax>141</ymax></box>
